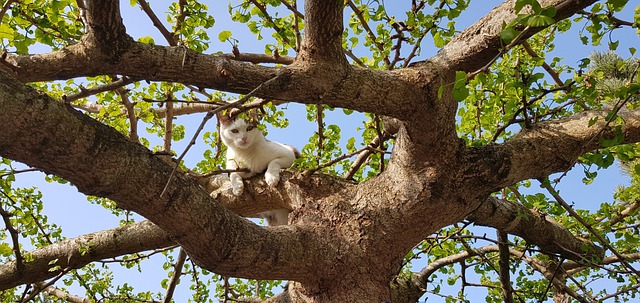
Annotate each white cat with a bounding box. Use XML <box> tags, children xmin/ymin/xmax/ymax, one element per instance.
<box><xmin>218</xmin><ymin>110</ymin><xmax>298</xmax><ymax>226</ymax></box>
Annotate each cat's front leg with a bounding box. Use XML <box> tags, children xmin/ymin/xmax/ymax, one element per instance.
<box><xmin>229</xmin><ymin>172</ymin><xmax>244</xmax><ymax>196</ymax></box>
<box><xmin>265</xmin><ymin>157</ymin><xmax>293</xmax><ymax>187</ymax></box>
<box><xmin>265</xmin><ymin>167</ymin><xmax>280</xmax><ymax>187</ymax></box>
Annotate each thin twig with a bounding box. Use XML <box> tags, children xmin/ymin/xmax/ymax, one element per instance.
<box><xmin>279</xmin><ymin>0</ymin><xmax>304</xmax><ymax>19</ymax></box>
<box><xmin>63</xmin><ymin>77</ymin><xmax>137</xmax><ymax>103</ymax></box>
<box><xmin>305</xmin><ymin>146</ymin><xmax>388</xmax><ymax>177</ymax></box>
<box><xmin>248</xmin><ymin>0</ymin><xmax>291</xmax><ymax>45</ymax></box>
<box><xmin>373</xmin><ymin>115</ymin><xmax>386</xmax><ymax>173</ymax></box>
<box><xmin>520</xmin><ymin>40</ymin><xmax>564</xmax><ymax>88</ymax></box>
<box><xmin>162</xmin><ymin>248</ymin><xmax>187</xmax><ymax>303</ymax></box>
<box><xmin>0</xmin><ymin>0</ymin><xmax>16</xmax><ymax>24</ymax></box>
<box><xmin>608</xmin><ymin>199</ymin><xmax>640</xmax><ymax>226</ymax></box>
<box><xmin>118</xmin><ymin>87</ymin><xmax>139</xmax><ymax>142</ymax></box>
<box><xmin>346</xmin><ymin>0</ymin><xmax>391</xmax><ymax>68</ymax></box>
<box><xmin>316</xmin><ymin>105</ymin><xmax>324</xmax><ymax>166</ymax></box>
<box><xmin>0</xmin><ymin>190</ymin><xmax>24</xmax><ymax>269</ymax></box>
<box><xmin>343</xmin><ymin>130</ymin><xmax>393</xmax><ymax>180</ymax></box>
<box><xmin>174</xmin><ymin>0</ymin><xmax>187</xmax><ymax>44</ymax></box>
<box><xmin>290</xmin><ymin>0</ymin><xmax>301</xmax><ymax>52</ymax></box>
<box><xmin>497</xmin><ymin>204</ymin><xmax>514</xmax><ymax>303</ymax></box>
<box><xmin>491</xmin><ymin>83</ymin><xmax>575</xmax><ymax>141</ymax></box>
<box><xmin>19</xmin><ymin>10</ymin><xmax>79</xmax><ymax>42</ymax></box>
<box><xmin>99</xmin><ymin>246</ymin><xmax>178</xmax><ymax>264</ymax></box>
<box><xmin>138</xmin><ymin>0</ymin><xmax>176</xmax><ymax>45</ymax></box>
<box><xmin>402</xmin><ymin>1</ymin><xmax>447</xmax><ymax>68</ymax></box>
<box><xmin>0</xmin><ymin>168</ymin><xmax>39</xmax><ymax>178</ymax></box>
<box><xmin>343</xmin><ymin>48</ymin><xmax>366</xmax><ymax>67</ymax></box>
<box><xmin>75</xmin><ymin>0</ymin><xmax>88</xmax><ymax>26</ymax></box>
<box><xmin>599</xmin><ymin>283</ymin><xmax>640</xmax><ymax>301</ymax></box>
<box><xmin>21</xmin><ymin>270</ymin><xmax>70</xmax><ymax>303</ymax></box>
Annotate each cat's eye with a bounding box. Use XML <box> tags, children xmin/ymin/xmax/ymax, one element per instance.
<box><xmin>231</xmin><ymin>129</ymin><xmax>239</xmax><ymax>133</ymax></box>
<box><xmin>246</xmin><ymin>126</ymin><xmax>254</xmax><ymax>131</ymax></box>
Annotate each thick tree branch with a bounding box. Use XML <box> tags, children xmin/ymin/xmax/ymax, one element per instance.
<box><xmin>497</xmin><ymin>230</ymin><xmax>514</xmax><ymax>303</ymax></box>
<box><xmin>4</xmin><ymin>42</ymin><xmax>422</xmax><ymax>119</ymax></box>
<box><xmin>35</xmin><ymin>282</ymin><xmax>90</xmax><ymax>303</ymax></box>
<box><xmin>0</xmin><ymin>220</ymin><xmax>173</xmax><ymax>290</ymax></box>
<box><xmin>563</xmin><ymin>251</ymin><xmax>640</xmax><ymax>274</ymax></box>
<box><xmin>298</xmin><ymin>0</ymin><xmax>346</xmax><ymax>64</ymax></box>
<box><xmin>0</xmin><ymin>172</ymin><xmax>340</xmax><ymax>292</ymax></box>
<box><xmin>431</xmin><ymin>0</ymin><xmax>598</xmax><ymax>73</ymax></box>
<box><xmin>499</xmin><ymin>108</ymin><xmax>640</xmax><ymax>186</ymax></box>
<box><xmin>83</xmin><ymin>0</ymin><xmax>131</xmax><ymax>55</ymax></box>
<box><xmin>40</xmin><ymin>285</ymin><xmax>90</xmax><ymax>303</ymax></box>
<box><xmin>467</xmin><ymin>197</ymin><xmax>604</xmax><ymax>261</ymax></box>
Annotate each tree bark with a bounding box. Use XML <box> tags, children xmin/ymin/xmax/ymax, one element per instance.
<box><xmin>0</xmin><ymin>220</ymin><xmax>172</xmax><ymax>290</ymax></box>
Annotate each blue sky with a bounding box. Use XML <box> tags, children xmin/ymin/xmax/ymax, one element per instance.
<box><xmin>7</xmin><ymin>0</ymin><xmax>640</xmax><ymax>302</ymax></box>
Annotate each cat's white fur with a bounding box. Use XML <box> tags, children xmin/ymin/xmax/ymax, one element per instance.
<box><xmin>218</xmin><ymin>112</ymin><xmax>297</xmax><ymax>226</ymax></box>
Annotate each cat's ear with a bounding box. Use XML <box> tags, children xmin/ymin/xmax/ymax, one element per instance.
<box><xmin>217</xmin><ymin>111</ymin><xmax>232</xmax><ymax>125</ymax></box>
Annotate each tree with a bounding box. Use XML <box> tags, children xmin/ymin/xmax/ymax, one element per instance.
<box><xmin>0</xmin><ymin>0</ymin><xmax>639</xmax><ymax>302</ymax></box>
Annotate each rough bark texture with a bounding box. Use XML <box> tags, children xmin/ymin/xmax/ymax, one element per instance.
<box><xmin>0</xmin><ymin>220</ymin><xmax>172</xmax><ymax>290</ymax></box>
<box><xmin>468</xmin><ymin>197</ymin><xmax>604</xmax><ymax>261</ymax></box>
<box><xmin>0</xmin><ymin>0</ymin><xmax>635</xmax><ymax>302</ymax></box>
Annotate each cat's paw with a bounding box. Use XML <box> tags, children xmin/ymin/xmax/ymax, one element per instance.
<box><xmin>231</xmin><ymin>179</ymin><xmax>244</xmax><ymax>196</ymax></box>
<box><xmin>265</xmin><ymin>171</ymin><xmax>280</xmax><ymax>187</ymax></box>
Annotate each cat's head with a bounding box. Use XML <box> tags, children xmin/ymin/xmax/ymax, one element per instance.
<box><xmin>217</xmin><ymin>110</ymin><xmax>263</xmax><ymax>150</ymax></box>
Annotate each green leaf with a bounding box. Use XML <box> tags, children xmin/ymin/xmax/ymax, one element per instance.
<box><xmin>0</xmin><ymin>243</ymin><xmax>12</xmax><ymax>256</ymax></box>
<box><xmin>437</xmin><ymin>83</ymin><xmax>445</xmax><ymax>100</ymax></box>
<box><xmin>218</xmin><ymin>30</ymin><xmax>232</xmax><ymax>42</ymax></box>
<box><xmin>433</xmin><ymin>31</ymin><xmax>445</xmax><ymax>48</ymax></box>
<box><xmin>580</xmin><ymin>35</ymin><xmax>589</xmax><ymax>44</ymax></box>
<box><xmin>452</xmin><ymin>71</ymin><xmax>469</xmax><ymax>101</ymax></box>
<box><xmin>500</xmin><ymin>27</ymin><xmax>520</xmax><ymax>44</ymax></box>
<box><xmin>0</xmin><ymin>23</ymin><xmax>12</xmax><ymax>39</ymax></box>
<box><xmin>526</xmin><ymin>15</ymin><xmax>555</xmax><ymax>27</ymax></box>
<box><xmin>582</xmin><ymin>170</ymin><xmax>597</xmax><ymax>185</ymax></box>
<box><xmin>138</xmin><ymin>36</ymin><xmax>155</xmax><ymax>45</ymax></box>
<box><xmin>607</xmin><ymin>0</ymin><xmax>628</xmax><ymax>11</ymax></box>
<box><xmin>609</xmin><ymin>40</ymin><xmax>619</xmax><ymax>50</ymax></box>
